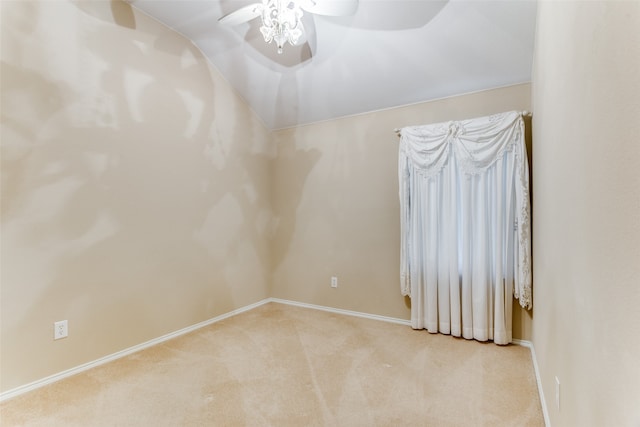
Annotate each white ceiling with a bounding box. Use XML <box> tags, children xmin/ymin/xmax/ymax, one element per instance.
<box><xmin>129</xmin><ymin>0</ymin><xmax>537</xmax><ymax>130</ymax></box>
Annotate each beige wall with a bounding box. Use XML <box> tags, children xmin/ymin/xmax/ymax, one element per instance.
<box><xmin>532</xmin><ymin>2</ymin><xmax>640</xmax><ymax>426</ymax></box>
<box><xmin>271</xmin><ymin>84</ymin><xmax>533</xmax><ymax>339</ymax></box>
<box><xmin>1</xmin><ymin>1</ymin><xmax>273</xmax><ymax>392</ymax></box>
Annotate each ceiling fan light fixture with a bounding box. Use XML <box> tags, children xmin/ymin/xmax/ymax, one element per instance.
<box><xmin>259</xmin><ymin>0</ymin><xmax>304</xmax><ymax>54</ymax></box>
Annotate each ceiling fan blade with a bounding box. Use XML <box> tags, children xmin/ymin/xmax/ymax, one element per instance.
<box><xmin>218</xmin><ymin>3</ymin><xmax>263</xmax><ymax>26</ymax></box>
<box><xmin>299</xmin><ymin>0</ymin><xmax>358</xmax><ymax>16</ymax></box>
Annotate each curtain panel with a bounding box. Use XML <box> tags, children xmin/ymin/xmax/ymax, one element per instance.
<box><xmin>398</xmin><ymin>111</ymin><xmax>531</xmax><ymax>345</ymax></box>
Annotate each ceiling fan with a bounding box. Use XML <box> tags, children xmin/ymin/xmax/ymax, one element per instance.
<box><xmin>219</xmin><ymin>0</ymin><xmax>359</xmax><ymax>54</ymax></box>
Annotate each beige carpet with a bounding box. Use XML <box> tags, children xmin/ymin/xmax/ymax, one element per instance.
<box><xmin>1</xmin><ymin>303</ymin><xmax>544</xmax><ymax>426</ymax></box>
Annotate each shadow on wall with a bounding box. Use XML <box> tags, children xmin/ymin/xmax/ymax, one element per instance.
<box><xmin>305</xmin><ymin>121</ymin><xmax>401</xmax><ymax>304</ymax></box>
<box><xmin>72</xmin><ymin>1</ymin><xmax>136</xmax><ymax>30</ymax></box>
<box><xmin>271</xmin><ymin>116</ymin><xmax>404</xmax><ymax>313</ymax></box>
<box><xmin>270</xmin><ymin>137</ymin><xmax>321</xmax><ymax>269</ymax></box>
<box><xmin>1</xmin><ymin>0</ymin><xmax>271</xmax><ymax>388</ymax></box>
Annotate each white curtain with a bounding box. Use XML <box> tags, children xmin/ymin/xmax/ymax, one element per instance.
<box><xmin>398</xmin><ymin>111</ymin><xmax>532</xmax><ymax>345</ymax></box>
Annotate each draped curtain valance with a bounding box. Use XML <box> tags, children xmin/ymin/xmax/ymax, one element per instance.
<box><xmin>398</xmin><ymin>111</ymin><xmax>532</xmax><ymax>344</ymax></box>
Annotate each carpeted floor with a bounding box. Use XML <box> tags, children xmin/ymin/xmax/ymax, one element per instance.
<box><xmin>0</xmin><ymin>302</ymin><xmax>544</xmax><ymax>426</ymax></box>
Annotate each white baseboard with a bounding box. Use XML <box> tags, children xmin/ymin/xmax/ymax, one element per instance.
<box><xmin>512</xmin><ymin>339</ymin><xmax>550</xmax><ymax>427</ymax></box>
<box><xmin>0</xmin><ymin>298</ymin><xmax>271</xmax><ymax>403</ymax></box>
<box><xmin>267</xmin><ymin>297</ymin><xmax>412</xmax><ymax>326</ymax></box>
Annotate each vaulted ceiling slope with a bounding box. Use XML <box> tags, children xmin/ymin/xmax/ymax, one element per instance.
<box><xmin>129</xmin><ymin>0</ymin><xmax>537</xmax><ymax>130</ymax></box>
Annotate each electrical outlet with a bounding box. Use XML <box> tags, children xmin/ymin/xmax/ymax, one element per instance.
<box><xmin>555</xmin><ymin>376</ymin><xmax>560</xmax><ymax>410</ymax></box>
<box><xmin>54</xmin><ymin>320</ymin><xmax>68</xmax><ymax>340</ymax></box>
<box><xmin>331</xmin><ymin>276</ymin><xmax>338</xmax><ymax>288</ymax></box>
